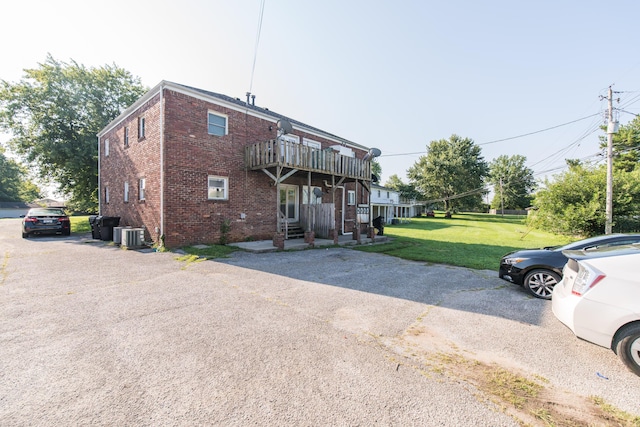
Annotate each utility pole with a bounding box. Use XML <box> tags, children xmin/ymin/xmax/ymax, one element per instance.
<box><xmin>604</xmin><ymin>86</ymin><xmax>619</xmax><ymax>234</ymax></box>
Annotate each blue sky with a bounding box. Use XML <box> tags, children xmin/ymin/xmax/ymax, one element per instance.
<box><xmin>2</xmin><ymin>0</ymin><xmax>640</xmax><ymax>188</ymax></box>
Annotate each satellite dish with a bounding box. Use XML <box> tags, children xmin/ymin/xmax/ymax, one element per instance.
<box><xmin>363</xmin><ymin>147</ymin><xmax>382</xmax><ymax>161</ymax></box>
<box><xmin>277</xmin><ymin>119</ymin><xmax>293</xmax><ymax>135</ymax></box>
<box><xmin>313</xmin><ymin>187</ymin><xmax>323</xmax><ymax>198</ymax></box>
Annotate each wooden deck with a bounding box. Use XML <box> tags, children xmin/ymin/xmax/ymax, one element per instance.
<box><xmin>245</xmin><ymin>139</ymin><xmax>371</xmax><ymax>181</ymax></box>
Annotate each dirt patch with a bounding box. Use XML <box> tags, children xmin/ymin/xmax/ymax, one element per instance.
<box><xmin>387</xmin><ymin>322</ymin><xmax>640</xmax><ymax>426</ymax></box>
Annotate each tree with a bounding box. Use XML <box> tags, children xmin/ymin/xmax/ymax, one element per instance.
<box><xmin>488</xmin><ymin>155</ymin><xmax>535</xmax><ymax>210</ymax></box>
<box><xmin>0</xmin><ymin>54</ymin><xmax>147</xmax><ymax>212</ymax></box>
<box><xmin>407</xmin><ymin>134</ymin><xmax>488</xmax><ymax>211</ymax></box>
<box><xmin>0</xmin><ymin>144</ymin><xmax>41</xmax><ymax>202</ymax></box>
<box><xmin>604</xmin><ymin>115</ymin><xmax>640</xmax><ymax>172</ymax></box>
<box><xmin>384</xmin><ymin>174</ymin><xmax>423</xmax><ymax>201</ymax></box>
<box><xmin>531</xmin><ymin>161</ymin><xmax>640</xmax><ymax>236</ymax></box>
<box><xmin>370</xmin><ymin>159</ymin><xmax>382</xmax><ymax>179</ymax></box>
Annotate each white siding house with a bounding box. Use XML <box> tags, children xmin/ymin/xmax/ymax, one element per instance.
<box><xmin>370</xmin><ymin>184</ymin><xmax>422</xmax><ymax>224</ymax></box>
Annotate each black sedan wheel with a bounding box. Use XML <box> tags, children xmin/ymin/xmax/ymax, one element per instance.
<box><xmin>523</xmin><ymin>269</ymin><xmax>561</xmax><ymax>299</ymax></box>
<box><xmin>614</xmin><ymin>324</ymin><xmax>640</xmax><ymax>377</ymax></box>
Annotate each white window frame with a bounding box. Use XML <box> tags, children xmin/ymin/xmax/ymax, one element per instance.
<box><xmin>124</xmin><ymin>182</ymin><xmax>129</xmax><ymax>203</ymax></box>
<box><xmin>105</xmin><ymin>139</ymin><xmax>110</xmax><ymax>157</ymax></box>
<box><xmin>302</xmin><ymin>138</ymin><xmax>321</xmax><ymax>150</ymax></box>
<box><xmin>207</xmin><ymin>111</ymin><xmax>228</xmax><ymax>136</ymax></box>
<box><xmin>104</xmin><ymin>186</ymin><xmax>110</xmax><ymax>204</ymax></box>
<box><xmin>139</xmin><ymin>178</ymin><xmax>146</xmax><ymax>201</ymax></box>
<box><xmin>208</xmin><ymin>175</ymin><xmax>228</xmax><ymax>200</ymax></box>
<box><xmin>348</xmin><ymin>190</ymin><xmax>356</xmax><ymax>206</ymax></box>
<box><xmin>124</xmin><ymin>126</ymin><xmax>129</xmax><ymax>146</ymax></box>
<box><xmin>138</xmin><ymin>117</ymin><xmax>146</xmax><ymax>139</ymax></box>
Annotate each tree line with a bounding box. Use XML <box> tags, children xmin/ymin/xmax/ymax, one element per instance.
<box><xmin>1</xmin><ymin>55</ymin><xmax>638</xmax><ymax>236</ymax></box>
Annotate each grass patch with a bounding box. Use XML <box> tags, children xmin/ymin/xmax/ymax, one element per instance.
<box><xmin>181</xmin><ymin>244</ymin><xmax>238</xmax><ymax>259</ymax></box>
<box><xmin>70</xmin><ymin>215</ymin><xmax>91</xmax><ymax>234</ymax></box>
<box><xmin>355</xmin><ymin>212</ymin><xmax>574</xmax><ymax>270</ymax></box>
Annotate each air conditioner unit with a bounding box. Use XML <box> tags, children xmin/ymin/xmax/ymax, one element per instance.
<box><xmin>122</xmin><ymin>228</ymin><xmax>144</xmax><ymax>249</ymax></box>
<box><xmin>113</xmin><ymin>227</ymin><xmax>124</xmax><ymax>244</ymax></box>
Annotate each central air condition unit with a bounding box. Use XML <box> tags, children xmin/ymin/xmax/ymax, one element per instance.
<box><xmin>122</xmin><ymin>228</ymin><xmax>144</xmax><ymax>249</ymax></box>
<box><xmin>113</xmin><ymin>227</ymin><xmax>124</xmax><ymax>244</ymax></box>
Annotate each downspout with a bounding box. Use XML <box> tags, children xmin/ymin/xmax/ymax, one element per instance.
<box><xmin>338</xmin><ymin>186</ymin><xmax>346</xmax><ymax>234</ymax></box>
<box><xmin>97</xmin><ymin>136</ymin><xmax>101</xmax><ymax>214</ymax></box>
<box><xmin>159</xmin><ymin>85</ymin><xmax>165</xmax><ymax>247</ymax></box>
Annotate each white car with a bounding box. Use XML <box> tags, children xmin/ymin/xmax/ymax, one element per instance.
<box><xmin>552</xmin><ymin>244</ymin><xmax>640</xmax><ymax>376</ymax></box>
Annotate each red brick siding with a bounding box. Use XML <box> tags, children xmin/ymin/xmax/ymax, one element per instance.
<box><xmin>99</xmin><ymin>87</ymin><xmax>369</xmax><ymax>248</ymax></box>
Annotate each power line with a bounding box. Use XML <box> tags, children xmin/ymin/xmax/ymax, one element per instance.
<box><xmin>380</xmin><ymin>113</ymin><xmax>601</xmax><ymax>158</ymax></box>
<box><xmin>248</xmin><ymin>0</ymin><xmax>266</xmax><ymax>95</ymax></box>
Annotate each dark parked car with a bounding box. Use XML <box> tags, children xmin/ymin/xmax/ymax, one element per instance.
<box><xmin>499</xmin><ymin>233</ymin><xmax>640</xmax><ymax>299</ymax></box>
<box><xmin>21</xmin><ymin>208</ymin><xmax>71</xmax><ymax>238</ymax></box>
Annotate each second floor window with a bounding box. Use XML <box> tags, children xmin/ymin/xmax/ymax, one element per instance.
<box><xmin>124</xmin><ymin>126</ymin><xmax>129</xmax><ymax>146</ymax></box>
<box><xmin>104</xmin><ymin>139</ymin><xmax>109</xmax><ymax>157</ymax></box>
<box><xmin>348</xmin><ymin>190</ymin><xmax>355</xmax><ymax>205</ymax></box>
<box><xmin>138</xmin><ymin>117</ymin><xmax>146</xmax><ymax>139</ymax></box>
<box><xmin>208</xmin><ymin>112</ymin><xmax>227</xmax><ymax>136</ymax></box>
<box><xmin>124</xmin><ymin>182</ymin><xmax>129</xmax><ymax>203</ymax></box>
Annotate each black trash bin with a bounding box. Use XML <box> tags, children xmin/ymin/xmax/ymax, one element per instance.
<box><xmin>372</xmin><ymin>216</ymin><xmax>384</xmax><ymax>236</ymax></box>
<box><xmin>98</xmin><ymin>216</ymin><xmax>120</xmax><ymax>241</ymax></box>
<box><xmin>89</xmin><ymin>215</ymin><xmax>100</xmax><ymax>239</ymax></box>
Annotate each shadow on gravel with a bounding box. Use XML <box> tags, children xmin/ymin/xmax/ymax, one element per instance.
<box><xmin>215</xmin><ymin>247</ymin><xmax>547</xmax><ymax>327</ymax></box>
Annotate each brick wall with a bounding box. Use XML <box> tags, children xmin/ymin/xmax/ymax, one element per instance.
<box><xmin>100</xmin><ymin>86</ymin><xmax>369</xmax><ymax>248</ymax></box>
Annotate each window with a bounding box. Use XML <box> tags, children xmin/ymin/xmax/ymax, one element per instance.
<box><xmin>105</xmin><ymin>139</ymin><xmax>110</xmax><ymax>157</ymax></box>
<box><xmin>377</xmin><ymin>190</ymin><xmax>381</xmax><ymax>197</ymax></box>
<box><xmin>139</xmin><ymin>178</ymin><xmax>146</xmax><ymax>201</ymax></box>
<box><xmin>207</xmin><ymin>112</ymin><xmax>227</xmax><ymax>136</ymax></box>
<box><xmin>208</xmin><ymin>176</ymin><xmax>228</xmax><ymax>200</ymax></box>
<box><xmin>124</xmin><ymin>182</ymin><xmax>129</xmax><ymax>203</ymax></box>
<box><xmin>104</xmin><ymin>186</ymin><xmax>109</xmax><ymax>204</ymax></box>
<box><xmin>348</xmin><ymin>190</ymin><xmax>356</xmax><ymax>206</ymax></box>
<box><xmin>124</xmin><ymin>126</ymin><xmax>129</xmax><ymax>146</ymax></box>
<box><xmin>387</xmin><ymin>191</ymin><xmax>390</xmax><ymax>198</ymax></box>
<box><xmin>138</xmin><ymin>117</ymin><xmax>146</xmax><ymax>139</ymax></box>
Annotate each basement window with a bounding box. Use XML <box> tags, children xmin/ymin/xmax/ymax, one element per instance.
<box><xmin>208</xmin><ymin>176</ymin><xmax>228</xmax><ymax>200</ymax></box>
<box><xmin>207</xmin><ymin>112</ymin><xmax>227</xmax><ymax>136</ymax></box>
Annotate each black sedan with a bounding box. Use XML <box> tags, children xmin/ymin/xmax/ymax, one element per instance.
<box><xmin>21</xmin><ymin>208</ymin><xmax>71</xmax><ymax>238</ymax></box>
<box><xmin>499</xmin><ymin>233</ymin><xmax>640</xmax><ymax>299</ymax></box>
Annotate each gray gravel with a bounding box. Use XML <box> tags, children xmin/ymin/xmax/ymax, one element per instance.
<box><xmin>1</xmin><ymin>218</ymin><xmax>638</xmax><ymax>425</ymax></box>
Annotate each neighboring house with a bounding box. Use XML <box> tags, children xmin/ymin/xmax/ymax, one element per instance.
<box><xmin>97</xmin><ymin>81</ymin><xmax>377</xmax><ymax>248</ymax></box>
<box><xmin>0</xmin><ymin>201</ymin><xmax>39</xmax><ymax>218</ymax></box>
<box><xmin>371</xmin><ymin>184</ymin><xmax>423</xmax><ymax>224</ymax></box>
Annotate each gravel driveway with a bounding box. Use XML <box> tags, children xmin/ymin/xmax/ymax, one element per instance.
<box><xmin>1</xmin><ymin>218</ymin><xmax>638</xmax><ymax>425</ymax></box>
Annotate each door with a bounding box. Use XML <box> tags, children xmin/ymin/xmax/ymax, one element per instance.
<box><xmin>279</xmin><ymin>185</ymin><xmax>298</xmax><ymax>222</ymax></box>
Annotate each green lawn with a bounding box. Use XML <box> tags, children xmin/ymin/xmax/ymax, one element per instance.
<box><xmin>70</xmin><ymin>212</ymin><xmax>576</xmax><ymax>269</ymax></box>
<box><xmin>70</xmin><ymin>215</ymin><xmax>92</xmax><ymax>234</ymax></box>
<box><xmin>354</xmin><ymin>212</ymin><xmax>574</xmax><ymax>270</ymax></box>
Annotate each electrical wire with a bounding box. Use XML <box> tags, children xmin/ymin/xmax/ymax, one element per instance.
<box><xmin>248</xmin><ymin>0</ymin><xmax>266</xmax><ymax>95</ymax></box>
<box><xmin>380</xmin><ymin>113</ymin><xmax>601</xmax><ymax>158</ymax></box>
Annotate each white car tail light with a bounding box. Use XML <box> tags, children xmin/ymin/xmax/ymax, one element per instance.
<box><xmin>571</xmin><ymin>262</ymin><xmax>606</xmax><ymax>296</ymax></box>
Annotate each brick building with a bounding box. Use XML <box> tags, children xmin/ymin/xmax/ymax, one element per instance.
<box><xmin>97</xmin><ymin>81</ymin><xmax>377</xmax><ymax>248</ymax></box>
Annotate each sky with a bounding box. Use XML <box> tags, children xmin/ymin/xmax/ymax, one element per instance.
<box><xmin>2</xmin><ymin>0</ymin><xmax>640</xmax><ymax>192</ymax></box>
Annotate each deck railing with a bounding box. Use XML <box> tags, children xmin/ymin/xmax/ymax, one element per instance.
<box><xmin>245</xmin><ymin>139</ymin><xmax>371</xmax><ymax>180</ymax></box>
